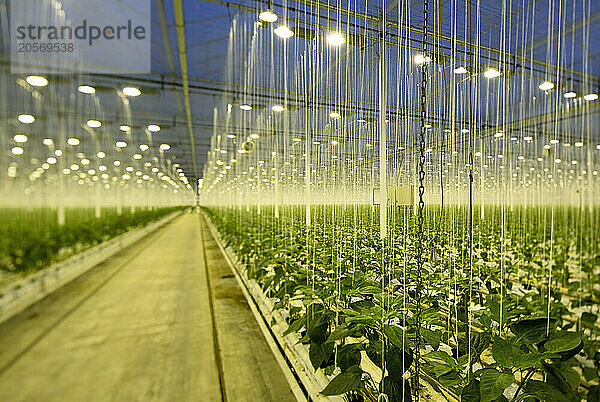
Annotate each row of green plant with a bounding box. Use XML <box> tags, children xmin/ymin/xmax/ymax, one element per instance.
<box><xmin>0</xmin><ymin>206</ymin><xmax>183</xmax><ymax>274</ymax></box>
<box><xmin>204</xmin><ymin>204</ymin><xmax>600</xmax><ymax>402</ymax></box>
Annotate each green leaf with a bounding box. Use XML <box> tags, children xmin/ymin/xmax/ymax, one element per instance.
<box><xmin>588</xmin><ymin>385</ymin><xmax>600</xmax><ymax>402</ymax></box>
<box><xmin>479</xmin><ymin>369</ymin><xmax>514</xmax><ymax>402</ymax></box>
<box><xmin>385</xmin><ymin>344</ymin><xmax>413</xmax><ymax>381</ymax></box>
<box><xmin>309</xmin><ymin>341</ymin><xmax>334</xmax><ymax>370</ymax></box>
<box><xmin>326</xmin><ymin>324</ymin><xmax>350</xmax><ymax>343</ymax></box>
<box><xmin>491</xmin><ymin>336</ymin><xmax>541</xmax><ymax>370</ymax></box>
<box><xmin>337</xmin><ymin>344</ymin><xmax>362</xmax><ymax>372</ymax></box>
<box><xmin>320</xmin><ymin>366</ymin><xmax>363</xmax><ymax>396</ymax></box>
<box><xmin>425</xmin><ymin>350</ymin><xmax>457</xmax><ymax>367</ymax></box>
<box><xmin>523</xmin><ymin>379</ymin><xmax>569</xmax><ymax>401</ymax></box>
<box><xmin>431</xmin><ymin>364</ymin><xmax>454</xmax><ymax>377</ymax></box>
<box><xmin>491</xmin><ymin>337</ymin><xmax>515</xmax><ymax>368</ymax></box>
<box><xmin>381</xmin><ymin>376</ymin><xmax>412</xmax><ymax>402</ymax></box>
<box><xmin>543</xmin><ymin>331</ymin><xmax>583</xmax><ymax>353</ymax></box>
<box><xmin>307</xmin><ymin>313</ymin><xmax>330</xmax><ymax>343</ymax></box>
<box><xmin>366</xmin><ymin>338</ymin><xmax>383</xmax><ymax>369</ymax></box>
<box><xmin>421</xmin><ymin>328</ymin><xmax>442</xmax><ymax>350</ymax></box>
<box><xmin>438</xmin><ymin>370</ymin><xmax>462</xmax><ymax>387</ymax></box>
<box><xmin>461</xmin><ymin>379</ymin><xmax>481</xmax><ymax>402</ymax></box>
<box><xmin>383</xmin><ymin>324</ymin><xmax>413</xmax><ymax>349</ymax></box>
<box><xmin>283</xmin><ymin>316</ymin><xmax>305</xmax><ymax>337</ymax></box>
<box><xmin>510</xmin><ymin>318</ymin><xmax>557</xmax><ymax>344</ymax></box>
<box><xmin>582</xmin><ymin>312</ymin><xmax>598</xmax><ymax>329</ymax></box>
<box><xmin>543</xmin><ymin>362</ymin><xmax>581</xmax><ymax>394</ymax></box>
<box><xmin>583</xmin><ymin>366</ymin><xmax>599</xmax><ymax>381</ymax></box>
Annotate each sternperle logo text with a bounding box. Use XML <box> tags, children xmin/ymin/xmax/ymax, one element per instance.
<box><xmin>15</xmin><ymin>20</ymin><xmax>147</xmax><ymax>46</ymax></box>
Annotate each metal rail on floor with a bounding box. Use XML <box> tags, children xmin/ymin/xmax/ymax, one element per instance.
<box><xmin>198</xmin><ymin>216</ymin><xmax>229</xmax><ymax>402</ymax></box>
<box><xmin>202</xmin><ymin>213</ymin><xmax>342</xmax><ymax>402</ymax></box>
<box><xmin>0</xmin><ymin>211</ymin><xmax>182</xmax><ymax>325</ymax></box>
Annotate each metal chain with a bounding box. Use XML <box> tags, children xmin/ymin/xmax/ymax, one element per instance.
<box><xmin>414</xmin><ymin>0</ymin><xmax>428</xmax><ymax>400</ymax></box>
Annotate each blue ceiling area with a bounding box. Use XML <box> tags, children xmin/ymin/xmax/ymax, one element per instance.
<box><xmin>2</xmin><ymin>0</ymin><xmax>599</xmax><ymax>181</ymax></box>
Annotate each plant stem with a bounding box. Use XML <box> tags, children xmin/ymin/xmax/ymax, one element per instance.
<box><xmin>511</xmin><ymin>369</ymin><xmax>536</xmax><ymax>401</ymax></box>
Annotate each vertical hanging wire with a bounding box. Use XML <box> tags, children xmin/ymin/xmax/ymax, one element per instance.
<box><xmin>414</xmin><ymin>0</ymin><xmax>429</xmax><ymax>399</ymax></box>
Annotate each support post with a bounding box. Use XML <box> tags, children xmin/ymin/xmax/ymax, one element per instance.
<box><xmin>379</xmin><ymin>13</ymin><xmax>387</xmax><ymax>239</ymax></box>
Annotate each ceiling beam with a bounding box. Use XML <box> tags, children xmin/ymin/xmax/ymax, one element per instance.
<box><xmin>174</xmin><ymin>0</ymin><xmax>199</xmax><ymax>178</ymax></box>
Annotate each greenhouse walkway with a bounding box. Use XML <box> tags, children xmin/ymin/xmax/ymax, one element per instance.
<box><xmin>0</xmin><ymin>212</ymin><xmax>296</xmax><ymax>402</ymax></box>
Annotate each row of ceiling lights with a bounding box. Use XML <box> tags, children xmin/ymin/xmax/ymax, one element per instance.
<box><xmin>416</xmin><ymin>57</ymin><xmax>599</xmax><ymax>100</ymax></box>
<box><xmin>253</xmin><ymin>13</ymin><xmax>600</xmax><ymax>103</ymax></box>
<box><xmin>25</xmin><ymin>75</ymin><xmax>142</xmax><ymax>97</ymax></box>
<box><xmin>21</xmin><ymin>77</ymin><xmax>163</xmax><ymax>131</ymax></box>
<box><xmin>258</xmin><ymin>10</ymin><xmax>346</xmax><ymax>45</ymax></box>
<box><xmin>17</xmin><ymin>113</ymin><xmax>161</xmax><ymax>133</ymax></box>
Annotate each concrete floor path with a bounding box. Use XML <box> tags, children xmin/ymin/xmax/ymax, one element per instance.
<box><xmin>0</xmin><ymin>212</ymin><xmax>295</xmax><ymax>402</ymax></box>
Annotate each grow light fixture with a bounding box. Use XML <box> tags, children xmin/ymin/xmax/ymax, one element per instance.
<box><xmin>81</xmin><ymin>159</ymin><xmax>90</xmax><ymax>165</ymax></box>
<box><xmin>329</xmin><ymin>112</ymin><xmax>341</xmax><ymax>119</ymax></box>
<box><xmin>160</xmin><ymin>144</ymin><xmax>170</xmax><ymax>150</ymax></box>
<box><xmin>326</xmin><ymin>31</ymin><xmax>346</xmax><ymax>46</ymax></box>
<box><xmin>78</xmin><ymin>85</ymin><xmax>95</xmax><ymax>94</ymax></box>
<box><xmin>240</xmin><ymin>104</ymin><xmax>253</xmax><ymax>111</ymax></box>
<box><xmin>274</xmin><ymin>25</ymin><xmax>294</xmax><ymax>39</ymax></box>
<box><xmin>147</xmin><ymin>124</ymin><xmax>160</xmax><ymax>132</ymax></box>
<box><xmin>97</xmin><ymin>151</ymin><xmax>106</xmax><ymax>158</ymax></box>
<box><xmin>454</xmin><ymin>66</ymin><xmax>468</xmax><ymax>74</ymax></box>
<box><xmin>524</xmin><ymin>136</ymin><xmax>533</xmax><ymax>141</ymax></box>
<box><xmin>575</xmin><ymin>141</ymin><xmax>584</xmax><ymax>147</ymax></box>
<box><xmin>139</xmin><ymin>144</ymin><xmax>149</xmax><ymax>151</ymax></box>
<box><xmin>292</xmin><ymin>138</ymin><xmax>301</xmax><ymax>142</ymax></box>
<box><xmin>119</xmin><ymin>125</ymin><xmax>131</xmax><ymax>132</ymax></box>
<box><xmin>47</xmin><ymin>157</ymin><xmax>57</xmax><ymax>164</ymax></box>
<box><xmin>584</xmin><ymin>93</ymin><xmax>598</xmax><ymax>101</ymax></box>
<box><xmin>259</xmin><ymin>10</ymin><xmax>277</xmax><ymax>22</ymax></box>
<box><xmin>86</xmin><ymin>120</ymin><xmax>101</xmax><ymax>128</ymax></box>
<box><xmin>26</xmin><ymin>76</ymin><xmax>48</xmax><ymax>86</ymax></box>
<box><xmin>538</xmin><ymin>81</ymin><xmax>554</xmax><ymax>91</ymax></box>
<box><xmin>414</xmin><ymin>54</ymin><xmax>431</xmax><ymax>65</ymax></box>
<box><xmin>14</xmin><ymin>134</ymin><xmax>28</xmax><ymax>143</ymax></box>
<box><xmin>55</xmin><ymin>149</ymin><xmax>63</xmax><ymax>156</ymax></box>
<box><xmin>133</xmin><ymin>154</ymin><xmax>142</xmax><ymax>160</ymax></box>
<box><xmin>11</xmin><ymin>146</ymin><xmax>23</xmax><ymax>155</ymax></box>
<box><xmin>272</xmin><ymin>105</ymin><xmax>285</xmax><ymax>112</ymax></box>
<box><xmin>42</xmin><ymin>138</ymin><xmax>53</xmax><ymax>146</ymax></box>
<box><xmin>70</xmin><ymin>164</ymin><xmax>79</xmax><ymax>170</ymax></box>
<box><xmin>249</xmin><ymin>133</ymin><xmax>260</xmax><ymax>139</ymax></box>
<box><xmin>122</xmin><ymin>86</ymin><xmax>141</xmax><ymax>97</ymax></box>
<box><xmin>494</xmin><ymin>132</ymin><xmax>504</xmax><ymax>138</ymax></box>
<box><xmin>483</xmin><ymin>68</ymin><xmax>501</xmax><ymax>78</ymax></box>
<box><xmin>563</xmin><ymin>91</ymin><xmax>577</xmax><ymax>98</ymax></box>
<box><xmin>67</xmin><ymin>138</ymin><xmax>80</xmax><ymax>146</ymax></box>
<box><xmin>331</xmin><ymin>140</ymin><xmax>339</xmax><ymax>145</ymax></box>
<box><xmin>550</xmin><ymin>139</ymin><xmax>559</xmax><ymax>144</ymax></box>
<box><xmin>18</xmin><ymin>114</ymin><xmax>35</xmax><ymax>124</ymax></box>
<box><xmin>116</xmin><ymin>141</ymin><xmax>127</xmax><ymax>148</ymax></box>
